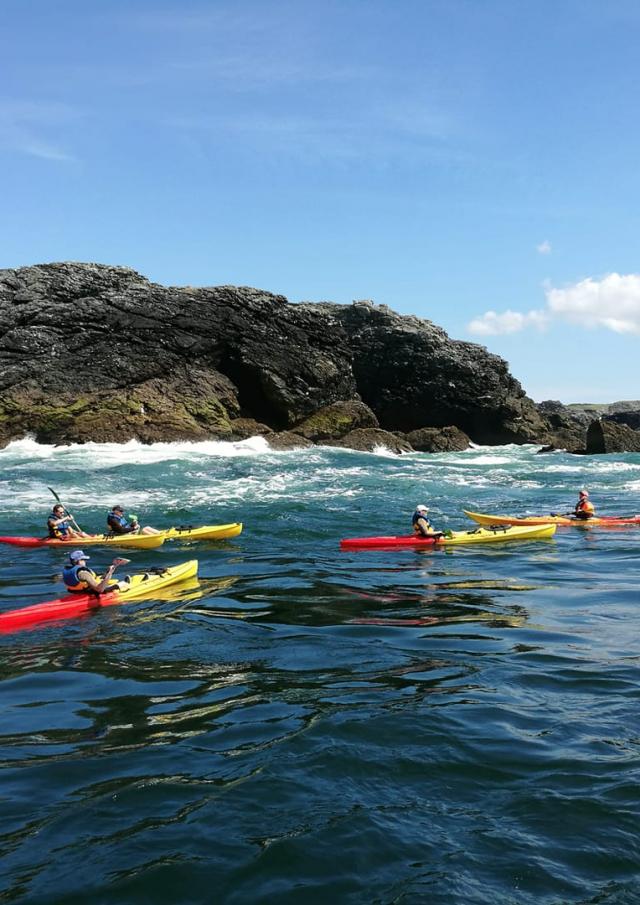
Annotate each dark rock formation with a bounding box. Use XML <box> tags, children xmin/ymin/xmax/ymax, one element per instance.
<box><xmin>329</xmin><ymin>428</ymin><xmax>413</xmax><ymax>454</ymax></box>
<box><xmin>605</xmin><ymin>410</ymin><xmax>640</xmax><ymax>431</ymax></box>
<box><xmin>536</xmin><ymin>400</ymin><xmax>590</xmax><ymax>452</ymax></box>
<box><xmin>303</xmin><ymin>300</ymin><xmax>548</xmax><ymax>444</ymax></box>
<box><xmin>265</xmin><ymin>431</ymin><xmax>314</xmax><ymax>450</ymax></box>
<box><xmin>0</xmin><ymin>263</ymin><xmax>356</xmax><ymax>446</ymax></box>
<box><xmin>229</xmin><ymin>418</ymin><xmax>273</xmax><ymax>440</ymax></box>
<box><xmin>0</xmin><ymin>261</ymin><xmax>566</xmax><ymax>450</ymax></box>
<box><xmin>586</xmin><ymin>420</ymin><xmax>640</xmax><ymax>454</ymax></box>
<box><xmin>404</xmin><ymin>425</ymin><xmax>470</xmax><ymax>452</ymax></box>
<box><xmin>294</xmin><ymin>400</ymin><xmax>378</xmax><ymax>441</ymax></box>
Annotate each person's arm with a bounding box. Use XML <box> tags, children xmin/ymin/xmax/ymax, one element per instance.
<box><xmin>78</xmin><ymin>561</ymin><xmax>127</xmax><ymax>594</ymax></box>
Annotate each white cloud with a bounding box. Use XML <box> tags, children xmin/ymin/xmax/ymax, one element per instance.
<box><xmin>468</xmin><ymin>309</ymin><xmax>549</xmax><ymax>336</ymax></box>
<box><xmin>537</xmin><ymin>239</ymin><xmax>551</xmax><ymax>254</ymax></box>
<box><xmin>546</xmin><ymin>273</ymin><xmax>640</xmax><ymax>334</ymax></box>
<box><xmin>467</xmin><ymin>272</ymin><xmax>640</xmax><ymax>338</ymax></box>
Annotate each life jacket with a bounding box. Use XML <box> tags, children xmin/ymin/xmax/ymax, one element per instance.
<box><xmin>575</xmin><ymin>499</ymin><xmax>595</xmax><ymax>518</ymax></box>
<box><xmin>48</xmin><ymin>512</ymin><xmax>71</xmax><ymax>539</ymax></box>
<box><xmin>412</xmin><ymin>511</ymin><xmax>433</xmax><ymax>535</ymax></box>
<box><xmin>107</xmin><ymin>511</ymin><xmax>132</xmax><ymax>534</ymax></box>
<box><xmin>63</xmin><ymin>563</ymin><xmax>98</xmax><ymax>592</ymax></box>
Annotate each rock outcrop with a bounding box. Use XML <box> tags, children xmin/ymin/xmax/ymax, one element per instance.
<box><xmin>586</xmin><ymin>420</ymin><xmax>640</xmax><ymax>454</ymax></box>
<box><xmin>404</xmin><ymin>426</ymin><xmax>470</xmax><ymax>452</ymax></box>
<box><xmin>536</xmin><ymin>400</ymin><xmax>590</xmax><ymax>452</ymax></box>
<box><xmin>293</xmin><ymin>401</ymin><xmax>378</xmax><ymax>441</ymax></box>
<box><xmin>329</xmin><ymin>428</ymin><xmax>413</xmax><ymax>454</ymax></box>
<box><xmin>303</xmin><ymin>301</ymin><xmax>549</xmax><ymax>444</ymax></box>
<box><xmin>0</xmin><ymin>261</ymin><xmax>576</xmax><ymax>451</ymax></box>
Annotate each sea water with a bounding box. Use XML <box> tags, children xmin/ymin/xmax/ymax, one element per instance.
<box><xmin>0</xmin><ymin>438</ymin><xmax>639</xmax><ymax>904</ymax></box>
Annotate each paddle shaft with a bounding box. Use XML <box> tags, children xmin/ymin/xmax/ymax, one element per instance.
<box><xmin>48</xmin><ymin>486</ymin><xmax>83</xmax><ymax>534</ymax></box>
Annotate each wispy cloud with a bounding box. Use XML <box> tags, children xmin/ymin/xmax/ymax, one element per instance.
<box><xmin>536</xmin><ymin>239</ymin><xmax>551</xmax><ymax>254</ymax></box>
<box><xmin>0</xmin><ymin>101</ymin><xmax>78</xmax><ymax>162</ymax></box>
<box><xmin>468</xmin><ymin>272</ymin><xmax>640</xmax><ymax>337</ymax></box>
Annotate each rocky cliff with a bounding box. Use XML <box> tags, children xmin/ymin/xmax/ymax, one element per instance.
<box><xmin>0</xmin><ymin>262</ymin><xmax>571</xmax><ymax>451</ymax></box>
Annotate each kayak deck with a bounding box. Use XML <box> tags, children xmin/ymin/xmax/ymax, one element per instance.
<box><xmin>341</xmin><ymin>524</ymin><xmax>556</xmax><ymax>550</ymax></box>
<box><xmin>0</xmin><ymin>560</ymin><xmax>198</xmax><ymax>633</ymax></box>
<box><xmin>160</xmin><ymin>523</ymin><xmax>243</xmax><ymax>542</ymax></box>
<box><xmin>464</xmin><ymin>510</ymin><xmax>640</xmax><ymax>528</ymax></box>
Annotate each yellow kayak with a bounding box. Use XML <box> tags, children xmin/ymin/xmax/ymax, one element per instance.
<box><xmin>439</xmin><ymin>524</ymin><xmax>556</xmax><ymax>544</ymax></box>
<box><xmin>341</xmin><ymin>523</ymin><xmax>556</xmax><ymax>549</ymax></box>
<box><xmin>464</xmin><ymin>510</ymin><xmax>640</xmax><ymax>528</ymax></box>
<box><xmin>159</xmin><ymin>523</ymin><xmax>243</xmax><ymax>543</ymax></box>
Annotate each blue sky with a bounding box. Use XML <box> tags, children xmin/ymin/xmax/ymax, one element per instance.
<box><xmin>2</xmin><ymin>0</ymin><xmax>640</xmax><ymax>403</ymax></box>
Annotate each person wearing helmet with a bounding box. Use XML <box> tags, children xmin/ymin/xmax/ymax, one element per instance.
<box><xmin>106</xmin><ymin>505</ymin><xmax>160</xmax><ymax>536</ymax></box>
<box><xmin>62</xmin><ymin>550</ymin><xmax>131</xmax><ymax>595</ymax></box>
<box><xmin>412</xmin><ymin>505</ymin><xmax>444</xmax><ymax>538</ymax></box>
<box><xmin>574</xmin><ymin>490</ymin><xmax>595</xmax><ymax>520</ymax></box>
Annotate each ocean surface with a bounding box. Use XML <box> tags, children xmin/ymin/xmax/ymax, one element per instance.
<box><xmin>0</xmin><ymin>437</ymin><xmax>639</xmax><ymax>905</ymax></box>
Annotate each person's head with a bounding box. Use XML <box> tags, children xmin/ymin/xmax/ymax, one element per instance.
<box><xmin>52</xmin><ymin>505</ymin><xmax>65</xmax><ymax>516</ymax></box>
<box><xmin>416</xmin><ymin>504</ymin><xmax>430</xmax><ymax>514</ymax></box>
<box><xmin>69</xmin><ymin>549</ymin><xmax>89</xmax><ymax>564</ymax></box>
<box><xmin>579</xmin><ymin>490</ymin><xmax>589</xmax><ymax>498</ymax></box>
<box><xmin>112</xmin><ymin>505</ymin><xmax>125</xmax><ymax>514</ymax></box>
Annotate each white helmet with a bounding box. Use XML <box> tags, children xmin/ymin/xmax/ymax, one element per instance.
<box><xmin>416</xmin><ymin>504</ymin><xmax>429</xmax><ymax>513</ymax></box>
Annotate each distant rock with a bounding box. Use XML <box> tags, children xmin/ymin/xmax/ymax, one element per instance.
<box><xmin>329</xmin><ymin>428</ymin><xmax>413</xmax><ymax>454</ymax></box>
<box><xmin>605</xmin><ymin>410</ymin><xmax>640</xmax><ymax>431</ymax></box>
<box><xmin>536</xmin><ymin>400</ymin><xmax>589</xmax><ymax>452</ymax></box>
<box><xmin>404</xmin><ymin>425</ymin><xmax>470</xmax><ymax>452</ymax></box>
<box><xmin>293</xmin><ymin>400</ymin><xmax>378</xmax><ymax>441</ymax></box>
<box><xmin>229</xmin><ymin>418</ymin><xmax>273</xmax><ymax>439</ymax></box>
<box><xmin>586</xmin><ymin>420</ymin><xmax>640</xmax><ymax>454</ymax></box>
<box><xmin>265</xmin><ymin>431</ymin><xmax>314</xmax><ymax>450</ymax></box>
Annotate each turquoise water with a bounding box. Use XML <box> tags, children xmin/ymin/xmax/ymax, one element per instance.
<box><xmin>1</xmin><ymin>438</ymin><xmax>639</xmax><ymax>904</ymax></box>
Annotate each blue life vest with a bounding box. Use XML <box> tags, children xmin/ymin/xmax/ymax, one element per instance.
<box><xmin>107</xmin><ymin>511</ymin><xmax>131</xmax><ymax>533</ymax></box>
<box><xmin>412</xmin><ymin>511</ymin><xmax>433</xmax><ymax>534</ymax></box>
<box><xmin>48</xmin><ymin>511</ymin><xmax>71</xmax><ymax>538</ymax></box>
<box><xmin>63</xmin><ymin>563</ymin><xmax>96</xmax><ymax>592</ymax></box>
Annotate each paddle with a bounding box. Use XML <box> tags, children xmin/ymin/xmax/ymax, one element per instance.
<box><xmin>48</xmin><ymin>486</ymin><xmax>83</xmax><ymax>534</ymax></box>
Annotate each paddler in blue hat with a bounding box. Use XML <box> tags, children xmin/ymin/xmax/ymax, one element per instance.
<box><xmin>62</xmin><ymin>550</ymin><xmax>131</xmax><ymax>595</ymax></box>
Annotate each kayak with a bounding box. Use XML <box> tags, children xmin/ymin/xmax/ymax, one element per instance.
<box><xmin>0</xmin><ymin>523</ymin><xmax>243</xmax><ymax>549</ymax></box>
<box><xmin>0</xmin><ymin>560</ymin><xmax>198</xmax><ymax>633</ymax></box>
<box><xmin>464</xmin><ymin>510</ymin><xmax>640</xmax><ymax>528</ymax></box>
<box><xmin>159</xmin><ymin>523</ymin><xmax>243</xmax><ymax>542</ymax></box>
<box><xmin>340</xmin><ymin>523</ymin><xmax>556</xmax><ymax>550</ymax></box>
<box><xmin>0</xmin><ymin>533</ymin><xmax>166</xmax><ymax>549</ymax></box>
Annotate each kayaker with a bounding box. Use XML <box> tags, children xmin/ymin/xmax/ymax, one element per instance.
<box><xmin>62</xmin><ymin>550</ymin><xmax>131</xmax><ymax>595</ymax></box>
<box><xmin>106</xmin><ymin>505</ymin><xmax>160</xmax><ymax>536</ymax></box>
<box><xmin>47</xmin><ymin>505</ymin><xmax>88</xmax><ymax>539</ymax></box>
<box><xmin>412</xmin><ymin>505</ymin><xmax>445</xmax><ymax>538</ymax></box>
<box><xmin>574</xmin><ymin>490</ymin><xmax>595</xmax><ymax>520</ymax></box>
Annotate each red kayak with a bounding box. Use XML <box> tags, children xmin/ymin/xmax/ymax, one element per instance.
<box><xmin>341</xmin><ymin>535</ymin><xmax>440</xmax><ymax>550</ymax></box>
